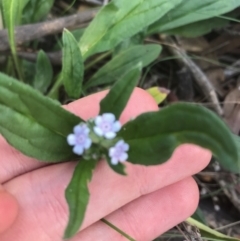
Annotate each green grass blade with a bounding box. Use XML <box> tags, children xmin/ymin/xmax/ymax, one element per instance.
<box><xmin>1</xmin><ymin>0</ymin><xmax>23</xmax><ymax>80</ymax></box>
<box><xmin>79</xmin><ymin>0</ymin><xmax>181</xmax><ymax>59</ymax></box>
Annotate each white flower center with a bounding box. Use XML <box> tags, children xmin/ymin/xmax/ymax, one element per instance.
<box><xmin>76</xmin><ymin>134</ymin><xmax>86</xmax><ymax>144</ymax></box>
<box><xmin>101</xmin><ymin>121</ymin><xmax>112</xmax><ymax>132</ymax></box>
<box><xmin>114</xmin><ymin>146</ymin><xmax>123</xmax><ymax>157</ymax></box>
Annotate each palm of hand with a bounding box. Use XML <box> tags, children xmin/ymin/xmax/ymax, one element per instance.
<box><xmin>0</xmin><ymin>89</ymin><xmax>211</xmax><ymax>241</ymax></box>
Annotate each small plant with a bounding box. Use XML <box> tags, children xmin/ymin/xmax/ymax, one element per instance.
<box><xmin>0</xmin><ymin>0</ymin><xmax>240</xmax><ymax>240</ymax></box>
<box><xmin>0</xmin><ymin>66</ymin><xmax>239</xmax><ymax>238</ymax></box>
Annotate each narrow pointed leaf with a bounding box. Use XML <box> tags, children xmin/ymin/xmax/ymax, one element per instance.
<box><xmin>1</xmin><ymin>0</ymin><xmax>23</xmax><ymax>79</ymax></box>
<box><xmin>84</xmin><ymin>44</ymin><xmax>161</xmax><ymax>90</ymax></box>
<box><xmin>191</xmin><ymin>207</ymin><xmax>207</xmax><ymax>224</ymax></box>
<box><xmin>113</xmin><ymin>32</ymin><xmax>145</xmax><ymax>56</ymax></box>
<box><xmin>0</xmin><ymin>10</ymin><xmax>3</xmax><ymax>29</ymax></box>
<box><xmin>0</xmin><ymin>104</ymin><xmax>73</xmax><ymax>162</ymax></box>
<box><xmin>64</xmin><ymin>159</ymin><xmax>97</xmax><ymax>239</ymax></box>
<box><xmin>232</xmin><ymin>134</ymin><xmax>240</xmax><ymax>171</ymax></box>
<box><xmin>0</xmin><ymin>72</ymin><xmax>83</xmax><ymax>162</ymax></box>
<box><xmin>187</xmin><ymin>217</ymin><xmax>240</xmax><ymax>241</ymax></box>
<box><xmin>1</xmin><ymin>0</ymin><xmax>28</xmax><ymax>25</ymax></box>
<box><xmin>62</xmin><ymin>29</ymin><xmax>83</xmax><ymax>99</ymax></box>
<box><xmin>33</xmin><ymin>50</ymin><xmax>53</xmax><ymax>93</ymax></box>
<box><xmin>100</xmin><ymin>68</ymin><xmax>141</xmax><ymax>120</ymax></box>
<box><xmin>119</xmin><ymin>103</ymin><xmax>239</xmax><ymax>173</ymax></box>
<box><xmin>79</xmin><ymin>0</ymin><xmax>181</xmax><ymax>58</ymax></box>
<box><xmin>164</xmin><ymin>17</ymin><xmax>229</xmax><ymax>38</ymax></box>
<box><xmin>22</xmin><ymin>0</ymin><xmax>54</xmax><ymax>24</ymax></box>
<box><xmin>0</xmin><ymin>72</ymin><xmax>83</xmax><ymax>135</ymax></box>
<box><xmin>148</xmin><ymin>0</ymin><xmax>240</xmax><ymax>34</ymax></box>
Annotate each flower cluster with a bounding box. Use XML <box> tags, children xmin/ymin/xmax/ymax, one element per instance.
<box><xmin>67</xmin><ymin>113</ymin><xmax>129</xmax><ymax>165</ymax></box>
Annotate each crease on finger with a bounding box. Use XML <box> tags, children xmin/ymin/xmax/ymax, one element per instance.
<box><xmin>70</xmin><ymin>177</ymin><xmax>199</xmax><ymax>241</ymax></box>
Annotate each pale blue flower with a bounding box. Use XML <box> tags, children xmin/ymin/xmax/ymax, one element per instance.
<box><xmin>109</xmin><ymin>140</ymin><xmax>129</xmax><ymax>165</ymax></box>
<box><xmin>67</xmin><ymin>123</ymin><xmax>92</xmax><ymax>155</ymax></box>
<box><xmin>94</xmin><ymin>113</ymin><xmax>121</xmax><ymax>139</ymax></box>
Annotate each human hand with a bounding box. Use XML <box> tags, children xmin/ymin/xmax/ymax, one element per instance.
<box><xmin>0</xmin><ymin>88</ymin><xmax>211</xmax><ymax>241</ymax></box>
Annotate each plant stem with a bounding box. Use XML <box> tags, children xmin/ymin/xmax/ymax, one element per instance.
<box><xmin>85</xmin><ymin>51</ymin><xmax>111</xmax><ymax>71</ymax></box>
<box><xmin>101</xmin><ymin>218</ymin><xmax>136</xmax><ymax>241</ymax></box>
<box><xmin>12</xmin><ymin>51</ymin><xmax>23</xmax><ymax>81</ymax></box>
<box><xmin>47</xmin><ymin>74</ymin><xmax>62</xmax><ymax>99</ymax></box>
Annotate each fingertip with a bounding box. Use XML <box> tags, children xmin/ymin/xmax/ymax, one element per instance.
<box><xmin>64</xmin><ymin>90</ymin><xmax>107</xmax><ymax>120</ymax></box>
<box><xmin>64</xmin><ymin>88</ymin><xmax>158</xmax><ymax>122</ymax></box>
<box><xmin>75</xmin><ymin>177</ymin><xmax>201</xmax><ymax>241</ymax></box>
<box><xmin>128</xmin><ymin>177</ymin><xmax>201</xmax><ymax>240</ymax></box>
<box><xmin>130</xmin><ymin>87</ymin><xmax>159</xmax><ymax>112</ymax></box>
<box><xmin>172</xmin><ymin>144</ymin><xmax>212</xmax><ymax>173</ymax></box>
<box><xmin>174</xmin><ymin>177</ymin><xmax>200</xmax><ymax>218</ymax></box>
<box><xmin>0</xmin><ymin>190</ymin><xmax>18</xmax><ymax>233</ymax></box>
<box><xmin>119</xmin><ymin>87</ymin><xmax>158</xmax><ymax>123</ymax></box>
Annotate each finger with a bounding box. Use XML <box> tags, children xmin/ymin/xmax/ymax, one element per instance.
<box><xmin>65</xmin><ymin>88</ymin><xmax>158</xmax><ymax>123</ymax></box>
<box><xmin>0</xmin><ymin>136</ymin><xmax>46</xmax><ymax>183</ymax></box>
<box><xmin>0</xmin><ymin>186</ymin><xmax>18</xmax><ymax>234</ymax></box>
<box><xmin>73</xmin><ymin>177</ymin><xmax>199</xmax><ymax>241</ymax></box>
<box><xmin>2</xmin><ymin>144</ymin><xmax>210</xmax><ymax>240</ymax></box>
<box><xmin>0</xmin><ymin>88</ymin><xmax>158</xmax><ymax>183</ymax></box>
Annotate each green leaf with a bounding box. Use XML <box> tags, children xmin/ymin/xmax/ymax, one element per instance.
<box><xmin>119</xmin><ymin>103</ymin><xmax>239</xmax><ymax>173</ymax></box>
<box><xmin>113</xmin><ymin>32</ymin><xmax>145</xmax><ymax>57</ymax></box>
<box><xmin>0</xmin><ymin>72</ymin><xmax>83</xmax><ymax>162</ymax></box>
<box><xmin>187</xmin><ymin>217</ymin><xmax>240</xmax><ymax>241</ymax></box>
<box><xmin>52</xmin><ymin>28</ymin><xmax>86</xmax><ymax>53</ymax></box>
<box><xmin>1</xmin><ymin>0</ymin><xmax>28</xmax><ymax>25</ymax></box>
<box><xmin>146</xmin><ymin>87</ymin><xmax>169</xmax><ymax>105</ymax></box>
<box><xmin>22</xmin><ymin>60</ymin><xmax>36</xmax><ymax>85</ymax></box>
<box><xmin>191</xmin><ymin>207</ymin><xmax>207</xmax><ymax>224</ymax></box>
<box><xmin>100</xmin><ymin>68</ymin><xmax>141</xmax><ymax>120</ymax></box>
<box><xmin>47</xmin><ymin>73</ymin><xmax>62</xmax><ymax>100</ymax></box>
<box><xmin>0</xmin><ymin>8</ymin><xmax>3</xmax><ymax>29</ymax></box>
<box><xmin>70</xmin><ymin>28</ymin><xmax>86</xmax><ymax>42</ymax></box>
<box><xmin>165</xmin><ymin>17</ymin><xmax>229</xmax><ymax>38</ymax></box>
<box><xmin>79</xmin><ymin>0</ymin><xmax>181</xmax><ymax>58</ymax></box>
<box><xmin>0</xmin><ymin>104</ymin><xmax>74</xmax><ymax>162</ymax></box>
<box><xmin>232</xmin><ymin>134</ymin><xmax>240</xmax><ymax>171</ymax></box>
<box><xmin>33</xmin><ymin>50</ymin><xmax>53</xmax><ymax>93</ymax></box>
<box><xmin>64</xmin><ymin>159</ymin><xmax>97</xmax><ymax>239</ymax></box>
<box><xmin>84</xmin><ymin>44</ymin><xmax>161</xmax><ymax>90</ymax></box>
<box><xmin>148</xmin><ymin>0</ymin><xmax>240</xmax><ymax>34</ymax></box>
<box><xmin>62</xmin><ymin>29</ymin><xmax>84</xmax><ymax>99</ymax></box>
<box><xmin>1</xmin><ymin>0</ymin><xmax>23</xmax><ymax>79</ymax></box>
<box><xmin>22</xmin><ymin>0</ymin><xmax>54</xmax><ymax>24</ymax></box>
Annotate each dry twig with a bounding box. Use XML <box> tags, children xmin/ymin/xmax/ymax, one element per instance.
<box><xmin>177</xmin><ymin>222</ymin><xmax>203</xmax><ymax>241</ymax></box>
<box><xmin>164</xmin><ymin>37</ymin><xmax>223</xmax><ymax>116</ymax></box>
<box><xmin>0</xmin><ymin>8</ymin><xmax>98</xmax><ymax>52</ymax></box>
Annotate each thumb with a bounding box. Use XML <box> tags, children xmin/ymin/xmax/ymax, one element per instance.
<box><xmin>0</xmin><ymin>185</ymin><xmax>18</xmax><ymax>233</ymax></box>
